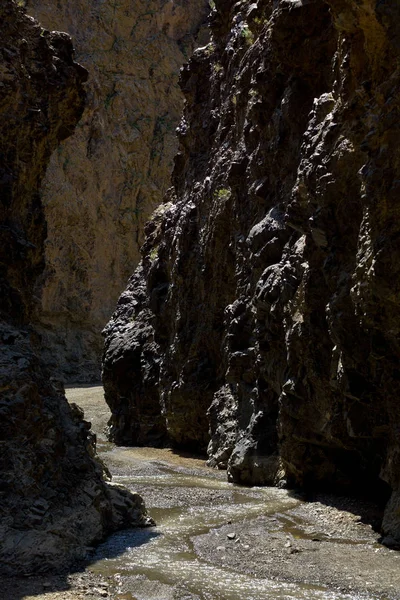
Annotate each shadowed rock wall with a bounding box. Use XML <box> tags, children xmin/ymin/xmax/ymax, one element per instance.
<box><xmin>26</xmin><ymin>0</ymin><xmax>209</xmax><ymax>382</ymax></box>
<box><xmin>0</xmin><ymin>1</ymin><xmax>150</xmax><ymax>575</ymax></box>
<box><xmin>103</xmin><ymin>0</ymin><xmax>400</xmax><ymax>542</ymax></box>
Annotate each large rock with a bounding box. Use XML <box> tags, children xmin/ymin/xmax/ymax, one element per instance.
<box><xmin>26</xmin><ymin>0</ymin><xmax>209</xmax><ymax>382</ymax></box>
<box><xmin>103</xmin><ymin>0</ymin><xmax>400</xmax><ymax>541</ymax></box>
<box><xmin>0</xmin><ymin>1</ymin><xmax>150</xmax><ymax>575</ymax></box>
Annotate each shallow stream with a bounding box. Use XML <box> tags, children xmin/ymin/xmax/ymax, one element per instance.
<box><xmin>66</xmin><ymin>386</ymin><xmax>400</xmax><ymax>600</ymax></box>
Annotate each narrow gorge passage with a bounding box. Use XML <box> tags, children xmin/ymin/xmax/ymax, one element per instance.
<box><xmin>3</xmin><ymin>1</ymin><xmax>400</xmax><ymax>596</ymax></box>
<box><xmin>61</xmin><ymin>388</ymin><xmax>400</xmax><ymax>600</ymax></box>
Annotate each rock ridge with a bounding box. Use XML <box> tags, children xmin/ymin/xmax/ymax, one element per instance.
<box><xmin>27</xmin><ymin>0</ymin><xmax>209</xmax><ymax>382</ymax></box>
<box><xmin>0</xmin><ymin>1</ymin><xmax>150</xmax><ymax>575</ymax></box>
<box><xmin>103</xmin><ymin>0</ymin><xmax>400</xmax><ymax>543</ymax></box>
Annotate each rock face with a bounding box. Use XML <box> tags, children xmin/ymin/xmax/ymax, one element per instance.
<box><xmin>103</xmin><ymin>0</ymin><xmax>400</xmax><ymax>541</ymax></box>
<box><xmin>25</xmin><ymin>0</ymin><xmax>209</xmax><ymax>382</ymax></box>
<box><xmin>0</xmin><ymin>1</ymin><xmax>150</xmax><ymax>575</ymax></box>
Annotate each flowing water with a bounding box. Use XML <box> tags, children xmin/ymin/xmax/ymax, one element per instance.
<box><xmin>66</xmin><ymin>387</ymin><xmax>400</xmax><ymax>600</ymax></box>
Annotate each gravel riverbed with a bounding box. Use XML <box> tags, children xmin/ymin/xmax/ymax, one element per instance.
<box><xmin>2</xmin><ymin>386</ymin><xmax>399</xmax><ymax>600</ymax></box>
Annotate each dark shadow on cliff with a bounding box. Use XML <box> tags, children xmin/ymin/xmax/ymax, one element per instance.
<box><xmin>0</xmin><ymin>528</ymin><xmax>160</xmax><ymax>600</ymax></box>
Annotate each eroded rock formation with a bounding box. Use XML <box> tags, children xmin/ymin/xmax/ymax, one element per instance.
<box><xmin>103</xmin><ymin>0</ymin><xmax>400</xmax><ymax>542</ymax></box>
<box><xmin>0</xmin><ymin>1</ymin><xmax>150</xmax><ymax>575</ymax></box>
<box><xmin>26</xmin><ymin>0</ymin><xmax>209</xmax><ymax>381</ymax></box>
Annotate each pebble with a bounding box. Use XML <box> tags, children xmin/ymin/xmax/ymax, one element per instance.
<box><xmin>92</xmin><ymin>588</ymin><xmax>108</xmax><ymax>597</ymax></box>
<box><xmin>227</xmin><ymin>532</ymin><xmax>236</xmax><ymax>540</ymax></box>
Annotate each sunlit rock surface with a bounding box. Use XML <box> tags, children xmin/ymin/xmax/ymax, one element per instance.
<box><xmin>103</xmin><ymin>0</ymin><xmax>400</xmax><ymax>542</ymax></box>
<box><xmin>25</xmin><ymin>0</ymin><xmax>209</xmax><ymax>382</ymax></box>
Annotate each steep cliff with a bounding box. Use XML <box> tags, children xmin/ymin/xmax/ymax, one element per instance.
<box><xmin>103</xmin><ymin>0</ymin><xmax>400</xmax><ymax>542</ymax></box>
<box><xmin>26</xmin><ymin>0</ymin><xmax>209</xmax><ymax>382</ymax></box>
<box><xmin>0</xmin><ymin>1</ymin><xmax>150</xmax><ymax>575</ymax></box>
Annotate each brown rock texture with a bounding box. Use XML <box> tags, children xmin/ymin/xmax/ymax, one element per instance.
<box><xmin>103</xmin><ymin>0</ymin><xmax>400</xmax><ymax>542</ymax></box>
<box><xmin>25</xmin><ymin>0</ymin><xmax>209</xmax><ymax>382</ymax></box>
<box><xmin>0</xmin><ymin>1</ymin><xmax>150</xmax><ymax>575</ymax></box>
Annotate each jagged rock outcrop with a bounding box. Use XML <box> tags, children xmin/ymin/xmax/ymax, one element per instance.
<box><xmin>25</xmin><ymin>0</ymin><xmax>209</xmax><ymax>382</ymax></box>
<box><xmin>0</xmin><ymin>1</ymin><xmax>150</xmax><ymax>575</ymax></box>
<box><xmin>103</xmin><ymin>0</ymin><xmax>400</xmax><ymax>542</ymax></box>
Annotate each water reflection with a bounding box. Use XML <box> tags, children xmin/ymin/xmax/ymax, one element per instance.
<box><xmin>90</xmin><ymin>468</ymin><xmax>362</xmax><ymax>600</ymax></box>
<box><xmin>92</xmin><ymin>527</ymin><xmax>160</xmax><ymax>562</ymax></box>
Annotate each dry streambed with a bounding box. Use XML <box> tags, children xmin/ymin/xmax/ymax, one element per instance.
<box><xmin>3</xmin><ymin>386</ymin><xmax>399</xmax><ymax>600</ymax></box>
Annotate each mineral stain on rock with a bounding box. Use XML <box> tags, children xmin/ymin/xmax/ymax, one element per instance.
<box><xmin>103</xmin><ymin>0</ymin><xmax>400</xmax><ymax>545</ymax></box>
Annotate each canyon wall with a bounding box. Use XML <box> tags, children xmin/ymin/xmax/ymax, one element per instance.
<box><xmin>25</xmin><ymin>0</ymin><xmax>208</xmax><ymax>382</ymax></box>
<box><xmin>103</xmin><ymin>0</ymin><xmax>400</xmax><ymax>542</ymax></box>
<box><xmin>0</xmin><ymin>1</ymin><xmax>150</xmax><ymax>575</ymax></box>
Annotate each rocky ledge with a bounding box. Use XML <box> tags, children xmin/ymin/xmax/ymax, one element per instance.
<box><xmin>0</xmin><ymin>1</ymin><xmax>151</xmax><ymax>575</ymax></box>
<box><xmin>103</xmin><ymin>0</ymin><xmax>400</xmax><ymax>544</ymax></box>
